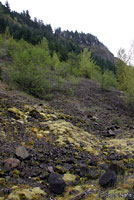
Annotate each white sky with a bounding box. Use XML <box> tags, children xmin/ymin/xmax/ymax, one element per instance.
<box><xmin>1</xmin><ymin>0</ymin><xmax>134</xmax><ymax>56</ymax></box>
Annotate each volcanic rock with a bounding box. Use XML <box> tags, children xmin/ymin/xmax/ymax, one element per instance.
<box><xmin>99</xmin><ymin>169</ymin><xmax>117</xmax><ymax>187</ymax></box>
<box><xmin>48</xmin><ymin>173</ymin><xmax>66</xmax><ymax>194</ymax></box>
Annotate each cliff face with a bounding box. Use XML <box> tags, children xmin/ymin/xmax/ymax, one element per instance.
<box><xmin>59</xmin><ymin>30</ymin><xmax>115</xmax><ymax>64</ymax></box>
<box><xmin>90</xmin><ymin>44</ymin><xmax>115</xmax><ymax>64</ymax></box>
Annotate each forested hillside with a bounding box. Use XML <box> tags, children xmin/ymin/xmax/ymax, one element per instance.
<box><xmin>0</xmin><ymin>1</ymin><xmax>115</xmax><ymax>71</ymax></box>
<box><xmin>1</xmin><ymin>1</ymin><xmax>134</xmax><ymax>107</ymax></box>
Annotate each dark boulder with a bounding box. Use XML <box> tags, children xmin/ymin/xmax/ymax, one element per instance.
<box><xmin>99</xmin><ymin>169</ymin><xmax>117</xmax><ymax>187</ymax></box>
<box><xmin>109</xmin><ymin>160</ymin><xmax>125</xmax><ymax>175</ymax></box>
<box><xmin>28</xmin><ymin>109</ymin><xmax>43</xmax><ymax>119</ymax></box>
<box><xmin>79</xmin><ymin>165</ymin><xmax>89</xmax><ymax>177</ymax></box>
<box><xmin>48</xmin><ymin>173</ymin><xmax>66</xmax><ymax>194</ymax></box>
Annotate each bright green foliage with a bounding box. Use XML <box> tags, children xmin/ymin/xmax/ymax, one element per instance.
<box><xmin>116</xmin><ymin>49</ymin><xmax>134</xmax><ymax>106</ymax></box>
<box><xmin>125</xmin><ymin>74</ymin><xmax>134</xmax><ymax>106</ymax></box>
<box><xmin>116</xmin><ymin>59</ymin><xmax>129</xmax><ymax>91</ymax></box>
<box><xmin>0</xmin><ymin>34</ymin><xmax>9</xmax><ymax>58</ymax></box>
<box><xmin>79</xmin><ymin>48</ymin><xmax>92</xmax><ymax>78</ymax></box>
<box><xmin>101</xmin><ymin>70</ymin><xmax>117</xmax><ymax>90</ymax></box>
<box><xmin>54</xmin><ymin>62</ymin><xmax>71</xmax><ymax>78</ymax></box>
<box><xmin>36</xmin><ymin>37</ymin><xmax>51</xmax><ymax>65</ymax></box>
<box><xmin>7</xmin><ymin>37</ymin><xmax>51</xmax><ymax>98</ymax></box>
<box><xmin>51</xmin><ymin>51</ymin><xmax>60</xmax><ymax>70</ymax></box>
<box><xmin>79</xmin><ymin>48</ymin><xmax>102</xmax><ymax>82</ymax></box>
<box><xmin>67</xmin><ymin>52</ymin><xmax>80</xmax><ymax>76</ymax></box>
<box><xmin>122</xmin><ymin>65</ymin><xmax>134</xmax><ymax>106</ymax></box>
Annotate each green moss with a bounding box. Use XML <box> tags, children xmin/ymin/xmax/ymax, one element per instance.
<box><xmin>0</xmin><ymin>178</ymin><xmax>6</xmax><ymax>186</ymax></box>
<box><xmin>63</xmin><ymin>173</ymin><xmax>76</xmax><ymax>185</ymax></box>
<box><xmin>106</xmin><ymin>189</ymin><xmax>129</xmax><ymax>200</ymax></box>
<box><xmin>13</xmin><ymin>170</ymin><xmax>19</xmax><ymax>178</ymax></box>
<box><xmin>7</xmin><ymin>186</ymin><xmax>47</xmax><ymax>200</ymax></box>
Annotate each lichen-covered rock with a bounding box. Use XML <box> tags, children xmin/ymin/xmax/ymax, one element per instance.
<box><xmin>7</xmin><ymin>186</ymin><xmax>46</xmax><ymax>200</ymax></box>
<box><xmin>48</xmin><ymin>172</ymin><xmax>66</xmax><ymax>194</ymax></box>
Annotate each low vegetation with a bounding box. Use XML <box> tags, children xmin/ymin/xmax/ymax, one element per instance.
<box><xmin>0</xmin><ymin>1</ymin><xmax>134</xmax><ymax>106</ymax></box>
<box><xmin>0</xmin><ymin>33</ymin><xmax>118</xmax><ymax>98</ymax></box>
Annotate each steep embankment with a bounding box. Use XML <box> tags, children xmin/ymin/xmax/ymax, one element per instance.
<box><xmin>0</xmin><ymin>80</ymin><xmax>134</xmax><ymax>200</ymax></box>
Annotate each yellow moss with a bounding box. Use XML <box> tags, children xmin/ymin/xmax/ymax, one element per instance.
<box><xmin>44</xmin><ymin>120</ymin><xmax>101</xmax><ymax>155</ymax></box>
<box><xmin>56</xmin><ymin>184</ymin><xmax>98</xmax><ymax>200</ymax></box>
<box><xmin>43</xmin><ymin>130</ymin><xmax>50</xmax><ymax>135</ymax></box>
<box><xmin>36</xmin><ymin>133</ymin><xmax>43</xmax><ymax>139</ymax></box>
<box><xmin>0</xmin><ymin>178</ymin><xmax>6</xmax><ymax>186</ymax></box>
<box><xmin>24</xmin><ymin>104</ymin><xmax>32</xmax><ymax>111</ymax></box>
<box><xmin>126</xmin><ymin>178</ymin><xmax>134</xmax><ymax>185</ymax></box>
<box><xmin>32</xmin><ymin>127</ymin><xmax>38</xmax><ymax>133</ymax></box>
<box><xmin>103</xmin><ymin>151</ymin><xmax>109</xmax><ymax>156</ymax></box>
<box><xmin>106</xmin><ymin>189</ymin><xmax>129</xmax><ymax>200</ymax></box>
<box><xmin>40</xmin><ymin>113</ymin><xmax>48</xmax><ymax>119</ymax></box>
<box><xmin>16</xmin><ymin>120</ymin><xmax>24</xmax><ymax>124</ymax></box>
<box><xmin>0</xmin><ymin>131</ymin><xmax>6</xmax><ymax>138</ymax></box>
<box><xmin>7</xmin><ymin>186</ymin><xmax>46</xmax><ymax>200</ymax></box>
<box><xmin>13</xmin><ymin>170</ymin><xmax>19</xmax><ymax>178</ymax></box>
<box><xmin>63</xmin><ymin>173</ymin><xmax>76</xmax><ymax>184</ymax></box>
<box><xmin>84</xmin><ymin>193</ymin><xmax>99</xmax><ymax>200</ymax></box>
<box><xmin>8</xmin><ymin>107</ymin><xmax>24</xmax><ymax>119</ymax></box>
<box><xmin>105</xmin><ymin>138</ymin><xmax>134</xmax><ymax>155</ymax></box>
<box><xmin>33</xmin><ymin>177</ymin><xmax>40</xmax><ymax>181</ymax></box>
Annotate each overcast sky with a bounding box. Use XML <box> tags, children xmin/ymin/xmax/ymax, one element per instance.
<box><xmin>1</xmin><ymin>0</ymin><xmax>134</xmax><ymax>56</ymax></box>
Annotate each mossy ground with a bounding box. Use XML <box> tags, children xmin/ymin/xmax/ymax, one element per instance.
<box><xmin>0</xmin><ymin>79</ymin><xmax>134</xmax><ymax>199</ymax></box>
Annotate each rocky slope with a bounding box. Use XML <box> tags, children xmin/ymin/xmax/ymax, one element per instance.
<box><xmin>0</xmin><ymin>80</ymin><xmax>134</xmax><ymax>200</ymax></box>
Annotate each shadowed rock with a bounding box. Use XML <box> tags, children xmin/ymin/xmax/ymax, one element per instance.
<box><xmin>48</xmin><ymin>173</ymin><xmax>66</xmax><ymax>194</ymax></box>
<box><xmin>99</xmin><ymin>169</ymin><xmax>117</xmax><ymax>187</ymax></box>
<box><xmin>109</xmin><ymin>160</ymin><xmax>125</xmax><ymax>175</ymax></box>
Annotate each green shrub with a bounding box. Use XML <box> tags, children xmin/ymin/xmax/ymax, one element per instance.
<box><xmin>0</xmin><ymin>34</ymin><xmax>8</xmax><ymax>58</ymax></box>
<box><xmin>7</xmin><ymin>38</ymin><xmax>52</xmax><ymax>98</ymax></box>
<box><xmin>54</xmin><ymin>62</ymin><xmax>71</xmax><ymax>78</ymax></box>
<box><xmin>116</xmin><ymin>59</ymin><xmax>134</xmax><ymax>106</ymax></box>
<box><xmin>79</xmin><ymin>48</ymin><xmax>102</xmax><ymax>82</ymax></box>
<box><xmin>124</xmin><ymin>70</ymin><xmax>134</xmax><ymax>106</ymax></box>
<box><xmin>101</xmin><ymin>70</ymin><xmax>117</xmax><ymax>90</ymax></box>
